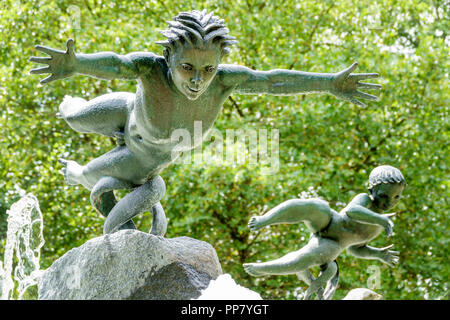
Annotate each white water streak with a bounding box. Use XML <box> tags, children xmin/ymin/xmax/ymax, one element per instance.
<box><xmin>0</xmin><ymin>194</ymin><xmax>45</xmax><ymax>300</ymax></box>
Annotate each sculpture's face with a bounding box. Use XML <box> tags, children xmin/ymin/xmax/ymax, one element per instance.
<box><xmin>370</xmin><ymin>183</ymin><xmax>404</xmax><ymax>211</ymax></box>
<box><xmin>167</xmin><ymin>46</ymin><xmax>221</xmax><ymax>100</ymax></box>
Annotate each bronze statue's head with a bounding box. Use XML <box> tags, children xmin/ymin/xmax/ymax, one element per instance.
<box><xmin>368</xmin><ymin>165</ymin><xmax>406</xmax><ymax>211</ymax></box>
<box><xmin>156</xmin><ymin>10</ymin><xmax>237</xmax><ymax>100</ymax></box>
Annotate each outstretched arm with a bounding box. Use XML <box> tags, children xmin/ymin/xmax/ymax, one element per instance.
<box><xmin>30</xmin><ymin>39</ymin><xmax>156</xmax><ymax>83</ymax></box>
<box><xmin>219</xmin><ymin>62</ymin><xmax>381</xmax><ymax>106</ymax></box>
<box><xmin>348</xmin><ymin>244</ymin><xmax>399</xmax><ymax>267</ymax></box>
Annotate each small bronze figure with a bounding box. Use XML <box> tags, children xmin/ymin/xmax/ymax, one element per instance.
<box><xmin>244</xmin><ymin>165</ymin><xmax>406</xmax><ymax>300</ymax></box>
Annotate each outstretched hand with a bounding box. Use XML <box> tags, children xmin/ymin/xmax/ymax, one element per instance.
<box><xmin>331</xmin><ymin>62</ymin><xmax>382</xmax><ymax>107</ymax></box>
<box><xmin>29</xmin><ymin>39</ymin><xmax>77</xmax><ymax>84</ymax></box>
<box><xmin>377</xmin><ymin>244</ymin><xmax>399</xmax><ymax>267</ymax></box>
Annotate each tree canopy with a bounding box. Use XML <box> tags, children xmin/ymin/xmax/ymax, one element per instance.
<box><xmin>0</xmin><ymin>0</ymin><xmax>448</xmax><ymax>299</ymax></box>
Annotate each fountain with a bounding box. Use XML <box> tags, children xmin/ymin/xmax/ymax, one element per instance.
<box><xmin>0</xmin><ymin>194</ymin><xmax>44</xmax><ymax>300</ymax></box>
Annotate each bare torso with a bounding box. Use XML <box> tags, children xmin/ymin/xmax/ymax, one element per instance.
<box><xmin>123</xmin><ymin>58</ymin><xmax>234</xmax><ymax>178</ymax></box>
<box><xmin>321</xmin><ymin>202</ymin><xmax>384</xmax><ymax>249</ymax></box>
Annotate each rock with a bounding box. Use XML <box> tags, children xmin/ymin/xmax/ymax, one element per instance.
<box><xmin>342</xmin><ymin>288</ymin><xmax>382</xmax><ymax>300</ymax></box>
<box><xmin>38</xmin><ymin>230</ymin><xmax>222</xmax><ymax>300</ymax></box>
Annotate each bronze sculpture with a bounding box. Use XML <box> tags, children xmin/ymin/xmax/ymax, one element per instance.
<box><xmin>243</xmin><ymin>165</ymin><xmax>406</xmax><ymax>300</ymax></box>
<box><xmin>30</xmin><ymin>10</ymin><xmax>381</xmax><ymax>235</ymax></box>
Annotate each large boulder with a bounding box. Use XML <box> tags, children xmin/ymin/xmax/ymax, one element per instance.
<box><xmin>38</xmin><ymin>230</ymin><xmax>222</xmax><ymax>300</ymax></box>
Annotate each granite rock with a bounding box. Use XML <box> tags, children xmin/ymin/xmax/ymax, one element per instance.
<box><xmin>38</xmin><ymin>230</ymin><xmax>222</xmax><ymax>300</ymax></box>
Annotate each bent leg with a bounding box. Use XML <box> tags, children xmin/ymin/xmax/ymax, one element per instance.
<box><xmin>90</xmin><ymin>176</ymin><xmax>135</xmax><ymax>215</ymax></box>
<box><xmin>304</xmin><ymin>261</ymin><xmax>338</xmax><ymax>300</ymax></box>
<box><xmin>90</xmin><ymin>176</ymin><xmax>137</xmax><ymax>230</ymax></box>
<box><xmin>103</xmin><ymin>175</ymin><xmax>166</xmax><ymax>234</ymax></box>
<box><xmin>90</xmin><ymin>176</ymin><xmax>167</xmax><ymax>235</ymax></box>
<box><xmin>296</xmin><ymin>270</ymin><xmax>325</xmax><ymax>300</ymax></box>
<box><xmin>248</xmin><ymin>198</ymin><xmax>331</xmax><ymax>234</ymax></box>
<box><xmin>99</xmin><ymin>191</ymin><xmax>138</xmax><ymax>230</ymax></box>
<box><xmin>60</xmin><ymin>146</ymin><xmax>147</xmax><ymax>190</ymax></box>
<box><xmin>59</xmin><ymin>92</ymin><xmax>133</xmax><ymax>138</ymax></box>
<box><xmin>322</xmin><ymin>262</ymin><xmax>339</xmax><ymax>300</ymax></box>
<box><xmin>150</xmin><ymin>202</ymin><xmax>167</xmax><ymax>236</ymax></box>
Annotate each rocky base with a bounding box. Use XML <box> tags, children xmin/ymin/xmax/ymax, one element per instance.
<box><xmin>38</xmin><ymin>230</ymin><xmax>222</xmax><ymax>300</ymax></box>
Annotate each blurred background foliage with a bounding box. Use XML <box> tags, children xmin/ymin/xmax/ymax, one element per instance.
<box><xmin>0</xmin><ymin>0</ymin><xmax>448</xmax><ymax>299</ymax></box>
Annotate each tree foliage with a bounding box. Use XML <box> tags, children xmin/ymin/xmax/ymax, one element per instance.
<box><xmin>0</xmin><ymin>0</ymin><xmax>448</xmax><ymax>299</ymax></box>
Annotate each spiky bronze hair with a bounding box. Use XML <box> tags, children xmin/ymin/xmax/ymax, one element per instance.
<box><xmin>368</xmin><ymin>165</ymin><xmax>407</xmax><ymax>190</ymax></box>
<box><xmin>156</xmin><ymin>10</ymin><xmax>237</xmax><ymax>56</ymax></box>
